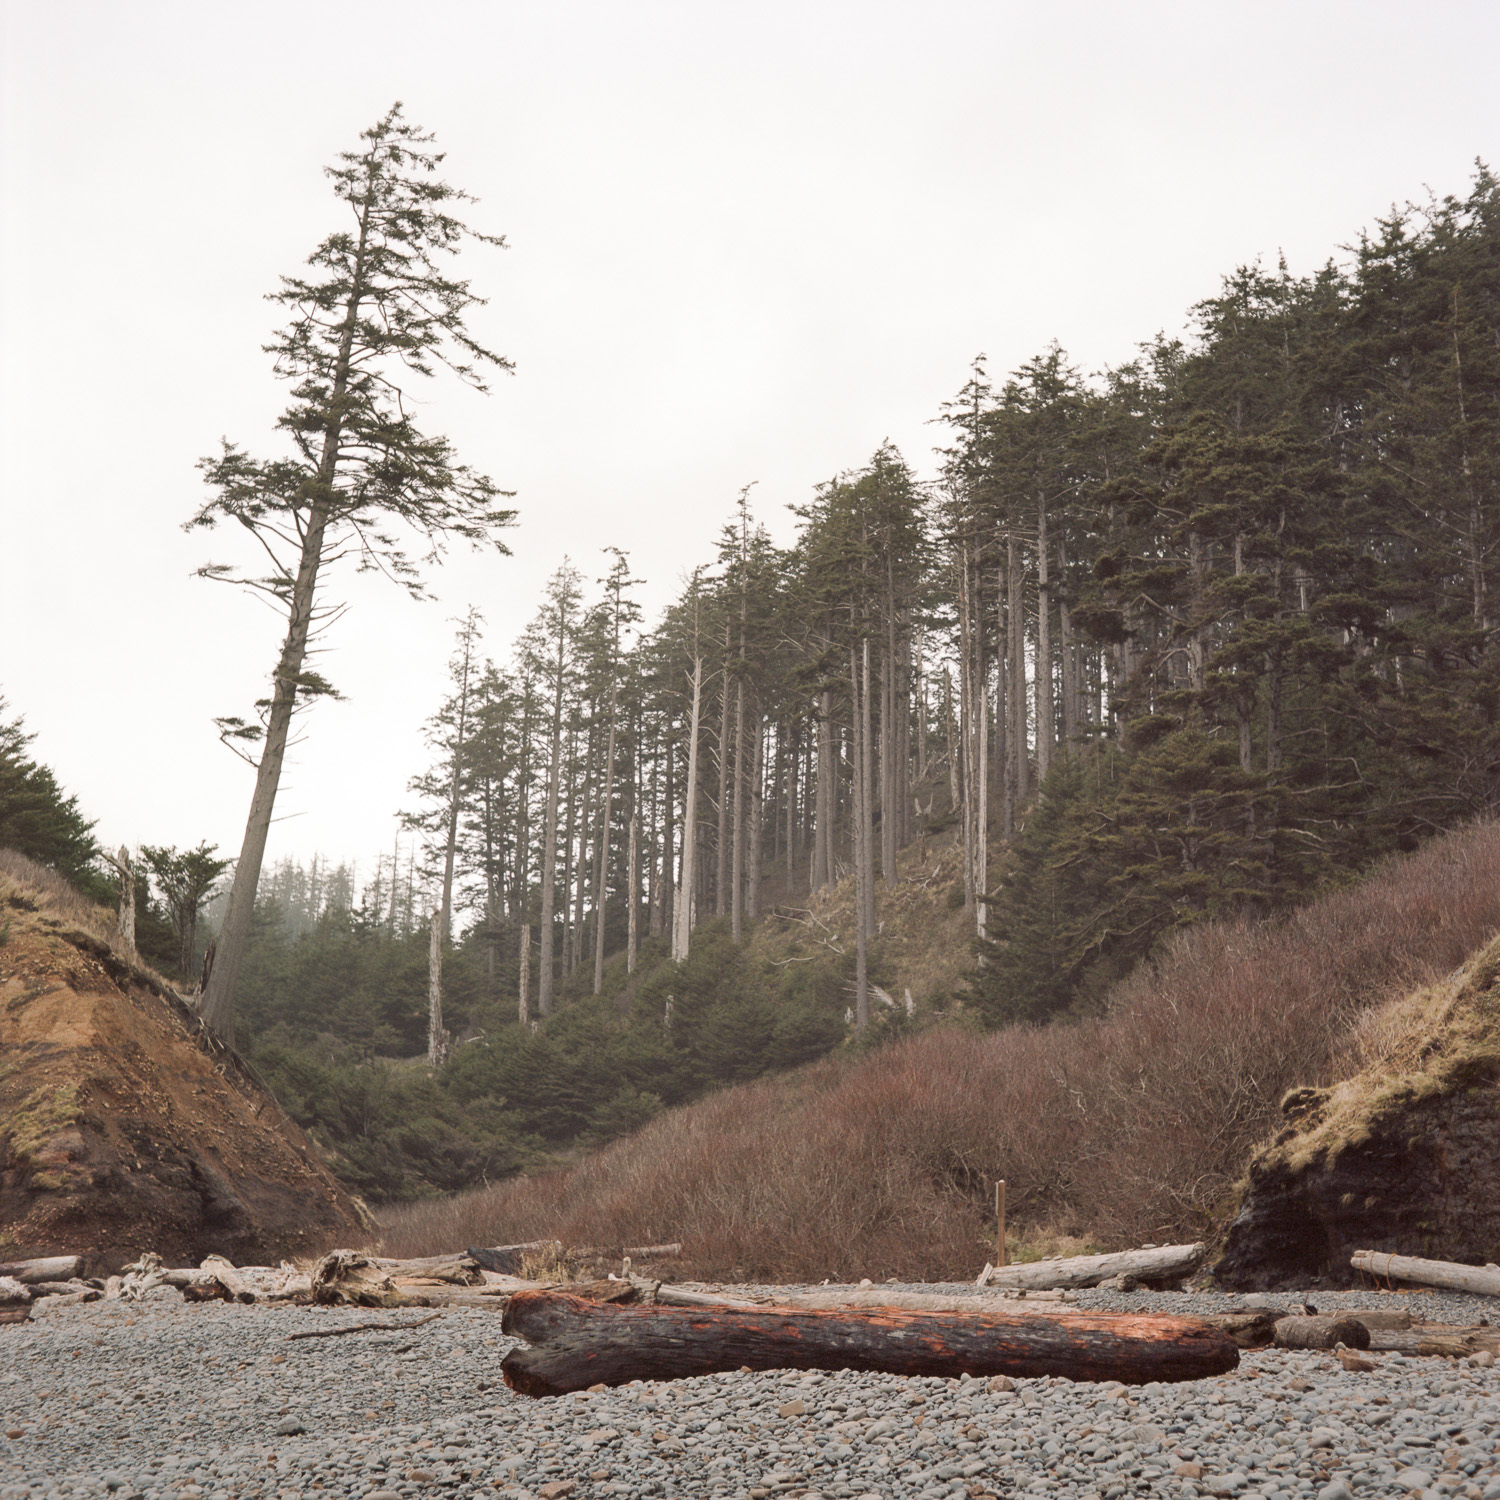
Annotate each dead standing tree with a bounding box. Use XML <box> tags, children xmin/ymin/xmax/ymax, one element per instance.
<box><xmin>191</xmin><ymin>105</ymin><xmax>514</xmax><ymax>1047</ymax></box>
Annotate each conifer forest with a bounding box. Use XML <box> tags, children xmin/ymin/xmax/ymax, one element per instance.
<box><xmin>9</xmin><ymin>164</ymin><xmax>1500</xmax><ymax>1206</ymax></box>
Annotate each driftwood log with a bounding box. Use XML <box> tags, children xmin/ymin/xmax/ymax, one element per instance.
<box><xmin>499</xmin><ymin>1290</ymin><xmax>1238</xmax><ymax>1396</ymax></box>
<box><xmin>1352</xmin><ymin>1251</ymin><xmax>1500</xmax><ymax>1298</ymax></box>
<box><xmin>0</xmin><ymin>1276</ymin><xmax>31</xmax><ymax>1326</ymax></box>
<box><xmin>1273</xmin><ymin>1315</ymin><xmax>1371</xmax><ymax>1351</ymax></box>
<box><xmin>0</xmin><ymin>1257</ymin><xmax>84</xmax><ymax>1284</ymax></box>
<box><xmin>978</xmin><ymin>1243</ymin><xmax>1206</xmax><ymax>1292</ymax></box>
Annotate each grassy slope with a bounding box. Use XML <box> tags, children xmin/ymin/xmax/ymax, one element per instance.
<box><xmin>375</xmin><ymin>819</ymin><xmax>1500</xmax><ymax>1280</ymax></box>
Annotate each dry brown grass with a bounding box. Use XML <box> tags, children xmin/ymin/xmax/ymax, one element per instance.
<box><xmin>375</xmin><ymin>821</ymin><xmax>1500</xmax><ymax>1281</ymax></box>
<box><xmin>0</xmin><ymin>848</ymin><xmax>120</xmax><ymax>949</ymax></box>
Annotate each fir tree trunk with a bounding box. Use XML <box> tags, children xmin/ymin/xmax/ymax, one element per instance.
<box><xmin>1035</xmin><ymin>490</ymin><xmax>1053</xmax><ymax>785</ymax></box>
<box><xmin>851</xmin><ymin>643</ymin><xmax>870</xmax><ymax>1033</ymax></box>
<box><xmin>813</xmin><ymin>686</ymin><xmax>834</xmax><ymax>892</ymax></box>
<box><xmin>537</xmin><ymin>632</ymin><xmax>567</xmax><ymax>1017</ymax></box>
<box><xmin>626</xmin><ymin>812</ymin><xmax>639</xmax><ymax>974</ymax></box>
<box><xmin>673</xmin><ymin>657</ymin><xmax>704</xmax><ymax>963</ymax></box>
<box><xmin>1009</xmin><ymin>536</ymin><xmax>1029</xmax><ymax>804</ymax></box>
<box><xmin>731</xmin><ymin>673</ymin><xmax>746</xmax><ymax>942</ymax></box>
<box><xmin>715</xmin><ymin>631</ymin><xmax>732</xmax><ymax>917</ymax></box>
<box><xmin>518</xmin><ymin>923</ymin><xmax>531</xmax><ymax>1025</ymax></box>
<box><xmin>747</xmin><ymin>711</ymin><xmax>764</xmax><ymax>922</ymax></box>
<box><xmin>593</xmin><ymin>685</ymin><xmax>619</xmax><ymax>994</ymax></box>
<box><xmin>427</xmin><ymin>908</ymin><xmax>449</xmax><ymax>1065</ymax></box>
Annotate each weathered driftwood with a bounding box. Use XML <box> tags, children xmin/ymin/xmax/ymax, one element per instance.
<box><xmin>978</xmin><ymin>1243</ymin><xmax>1206</xmax><ymax>1292</ymax></box>
<box><xmin>1367</xmin><ymin>1325</ymin><xmax>1500</xmax><ymax>1356</ymax></box>
<box><xmin>499</xmin><ymin>1290</ymin><xmax>1239</xmax><ymax>1396</ymax></box>
<box><xmin>467</xmin><ymin>1242</ymin><xmax>565</xmax><ymax>1275</ymax></box>
<box><xmin>311</xmin><ymin>1251</ymin><xmax>427</xmax><ymax>1309</ymax></box>
<box><xmin>369</xmin><ymin>1254</ymin><xmax>485</xmax><ymax>1285</ymax></box>
<box><xmin>1352</xmin><ymin>1250</ymin><xmax>1500</xmax><ymax>1298</ymax></box>
<box><xmin>625</xmin><ymin>1275</ymin><xmax>761</xmax><ymax>1311</ymax></box>
<box><xmin>201</xmin><ymin>1255</ymin><xmax>257</xmax><ymax>1304</ymax></box>
<box><xmin>0</xmin><ymin>1256</ymin><xmax>84</xmax><ymax>1284</ymax></box>
<box><xmin>1342</xmin><ymin>1307</ymin><xmax>1411</xmax><ymax>1331</ymax></box>
<box><xmin>1273</xmin><ymin>1315</ymin><xmax>1371</xmax><ymax>1351</ymax></box>
<box><xmin>0</xmin><ymin>1276</ymin><xmax>32</xmax><ymax>1325</ymax></box>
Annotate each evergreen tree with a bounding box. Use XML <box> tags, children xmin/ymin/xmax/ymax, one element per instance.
<box><xmin>191</xmin><ymin>105</ymin><xmax>514</xmax><ymax>1047</ymax></box>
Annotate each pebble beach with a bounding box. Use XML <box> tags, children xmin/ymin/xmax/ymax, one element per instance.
<box><xmin>1</xmin><ymin>1286</ymin><xmax>1496</xmax><ymax>1500</ymax></box>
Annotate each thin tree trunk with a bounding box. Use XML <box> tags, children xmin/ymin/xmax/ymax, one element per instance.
<box><xmin>538</xmin><ymin>629</ymin><xmax>567</xmax><ymax>1017</ymax></box>
<box><xmin>439</xmin><ymin>624</ymin><xmax>475</xmax><ymax>945</ymax></box>
<box><xmin>731</xmin><ymin>672</ymin><xmax>746</xmax><ymax>941</ymax></box>
<box><xmin>593</xmin><ymin>683</ymin><xmax>619</xmax><ymax>994</ymax></box>
<box><xmin>1058</xmin><ymin>531</ymin><xmax>1078</xmax><ymax>754</ymax></box>
<box><xmin>813</xmin><ymin>685</ymin><xmax>834</xmax><ymax>892</ymax></box>
<box><xmin>427</xmin><ymin>908</ymin><xmax>449</xmax><ymax>1065</ymax></box>
<box><xmin>861</xmin><ymin>637</ymin><xmax>876</xmax><ymax>938</ymax></box>
<box><xmin>626</xmin><ymin>813</ymin><xmax>639</xmax><ymax>974</ymax></box>
<box><xmin>518</xmin><ymin>923</ymin><xmax>531</xmax><ymax>1025</ymax></box>
<box><xmin>715</xmin><ymin>629</ymin><xmax>732</xmax><ymax>917</ymax></box>
<box><xmin>1035</xmin><ymin>489</ymin><xmax>1053</xmax><ymax>785</ymax></box>
<box><xmin>851</xmin><ymin>643</ymin><xmax>869</xmax><ymax>1033</ymax></box>
<box><xmin>1009</xmin><ymin>535</ymin><xmax>1029</xmax><ymax>804</ymax></box>
<box><xmin>673</xmin><ymin>657</ymin><xmax>704</xmax><ymax>963</ymax></box>
<box><xmin>747</xmin><ymin>711</ymin><xmax>764</xmax><ymax>922</ymax></box>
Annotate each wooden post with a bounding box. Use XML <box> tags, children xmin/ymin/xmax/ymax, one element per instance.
<box><xmin>995</xmin><ymin>1180</ymin><xmax>1007</xmax><ymax>1268</ymax></box>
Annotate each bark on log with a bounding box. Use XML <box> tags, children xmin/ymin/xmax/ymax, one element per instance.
<box><xmin>0</xmin><ymin>1257</ymin><xmax>84</xmax><ymax>1284</ymax></box>
<box><xmin>979</xmin><ymin>1243</ymin><xmax>1206</xmax><ymax>1292</ymax></box>
<box><xmin>201</xmin><ymin>1255</ymin><xmax>257</xmax><ymax>1304</ymax></box>
<box><xmin>499</xmin><ymin>1290</ymin><xmax>1238</xmax><ymax>1396</ymax></box>
<box><xmin>1351</xmin><ymin>1250</ymin><xmax>1500</xmax><ymax>1298</ymax></box>
<box><xmin>783</xmin><ymin>1289</ymin><xmax>1075</xmax><ymax>1313</ymax></box>
<box><xmin>369</xmin><ymin>1254</ymin><xmax>485</xmax><ymax>1284</ymax></box>
<box><xmin>1200</xmin><ymin>1312</ymin><xmax>1279</xmax><ymax>1349</ymax></box>
<box><xmin>1273</xmin><ymin>1315</ymin><xmax>1371</xmax><ymax>1351</ymax></box>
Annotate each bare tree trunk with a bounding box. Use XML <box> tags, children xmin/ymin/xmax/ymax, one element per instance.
<box><xmin>1008</xmin><ymin>535</ymin><xmax>1029</xmax><ymax>804</ymax></box>
<box><xmin>593</xmin><ymin>685</ymin><xmax>619</xmax><ymax>994</ymax></box>
<box><xmin>731</xmin><ymin>672</ymin><xmax>746</xmax><ymax>942</ymax></box>
<box><xmin>813</xmin><ymin>686</ymin><xmax>834</xmax><ymax>892</ymax></box>
<box><xmin>538</xmin><ymin>631</ymin><xmax>567</xmax><ymax>1017</ymax></box>
<box><xmin>958</xmin><ymin>554</ymin><xmax>976</xmax><ymax>912</ymax></box>
<box><xmin>995</xmin><ymin>564</ymin><xmax>1012</xmax><ymax>840</ymax></box>
<box><xmin>1035</xmin><ymin>490</ymin><xmax>1053</xmax><ymax>785</ymax></box>
<box><xmin>851</xmin><ymin>643</ymin><xmax>870</xmax><ymax>1033</ymax></box>
<box><xmin>715</xmin><ymin>630</ymin><xmax>732</xmax><ymax>917</ymax></box>
<box><xmin>427</xmin><ymin>908</ymin><xmax>449</xmax><ymax>1065</ymax></box>
<box><xmin>626</xmin><ymin>813</ymin><xmax>639</xmax><ymax>974</ymax></box>
<box><xmin>110</xmin><ymin>847</ymin><xmax>136</xmax><ymax>958</ymax></box>
<box><xmin>860</xmin><ymin>638</ymin><xmax>876</xmax><ymax>938</ymax></box>
<box><xmin>747</xmin><ymin>711</ymin><xmax>764</xmax><ymax>922</ymax></box>
<box><xmin>518</xmin><ymin>923</ymin><xmax>531</xmax><ymax>1024</ymax></box>
<box><xmin>1058</xmin><ymin>532</ymin><xmax>1078</xmax><ymax>754</ymax></box>
<box><xmin>672</xmin><ymin>657</ymin><xmax>704</xmax><ymax>963</ymax></box>
<box><xmin>439</xmin><ymin>620</ymin><xmax>476</xmax><ymax>945</ymax></box>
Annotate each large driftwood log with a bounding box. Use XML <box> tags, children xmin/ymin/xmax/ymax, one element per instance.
<box><xmin>1351</xmin><ymin>1250</ymin><xmax>1500</xmax><ymax>1298</ymax></box>
<box><xmin>782</xmin><ymin>1289</ymin><xmax>1075</xmax><ymax>1313</ymax></box>
<box><xmin>499</xmin><ymin>1290</ymin><xmax>1238</xmax><ymax>1396</ymax></box>
<box><xmin>467</xmin><ymin>1242</ymin><xmax>564</xmax><ymax>1275</ymax></box>
<box><xmin>978</xmin><ymin>1243</ymin><xmax>1206</xmax><ymax>1292</ymax></box>
<box><xmin>0</xmin><ymin>1256</ymin><xmax>84</xmax><ymax>1284</ymax></box>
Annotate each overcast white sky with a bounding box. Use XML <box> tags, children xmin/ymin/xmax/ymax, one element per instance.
<box><xmin>2</xmin><ymin>0</ymin><xmax>1496</xmax><ymax>877</ymax></box>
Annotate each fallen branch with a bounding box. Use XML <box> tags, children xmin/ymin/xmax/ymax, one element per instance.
<box><xmin>1351</xmin><ymin>1250</ymin><xmax>1500</xmax><ymax>1298</ymax></box>
<box><xmin>978</xmin><ymin>1243</ymin><xmax>1206</xmax><ymax>1292</ymax></box>
<box><xmin>499</xmin><ymin>1290</ymin><xmax>1238</xmax><ymax>1396</ymax></box>
<box><xmin>287</xmin><ymin>1312</ymin><xmax>442</xmax><ymax>1341</ymax></box>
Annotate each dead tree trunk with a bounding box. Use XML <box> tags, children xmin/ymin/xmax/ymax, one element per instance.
<box><xmin>499</xmin><ymin>1291</ymin><xmax>1238</xmax><ymax>1396</ymax></box>
<box><xmin>518</xmin><ymin>922</ymin><xmax>531</xmax><ymax>1025</ymax></box>
<box><xmin>427</xmin><ymin>908</ymin><xmax>449</xmax><ymax>1065</ymax></box>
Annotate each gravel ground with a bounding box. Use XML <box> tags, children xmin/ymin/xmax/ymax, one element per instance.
<box><xmin>1</xmin><ymin>1284</ymin><xmax>1496</xmax><ymax>1500</ymax></box>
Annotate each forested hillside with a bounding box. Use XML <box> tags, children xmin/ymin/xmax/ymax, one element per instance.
<box><xmin>7</xmin><ymin>166</ymin><xmax>1500</xmax><ymax>1207</ymax></box>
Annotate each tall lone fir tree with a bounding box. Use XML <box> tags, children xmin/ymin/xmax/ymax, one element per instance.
<box><xmin>191</xmin><ymin>105</ymin><xmax>514</xmax><ymax>1046</ymax></box>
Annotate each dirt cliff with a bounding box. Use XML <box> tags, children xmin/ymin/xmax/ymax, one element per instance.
<box><xmin>1216</xmin><ymin>933</ymin><xmax>1500</xmax><ymax>1289</ymax></box>
<box><xmin>0</xmin><ymin>853</ymin><xmax>370</xmax><ymax>1272</ymax></box>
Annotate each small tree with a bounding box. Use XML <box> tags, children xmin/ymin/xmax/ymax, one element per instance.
<box><xmin>139</xmin><ymin>842</ymin><xmax>231</xmax><ymax>980</ymax></box>
<box><xmin>190</xmin><ymin>105</ymin><xmax>514</xmax><ymax>1046</ymax></box>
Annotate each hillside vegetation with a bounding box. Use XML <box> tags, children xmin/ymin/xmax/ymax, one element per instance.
<box><xmin>376</xmin><ymin>820</ymin><xmax>1500</xmax><ymax>1281</ymax></box>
